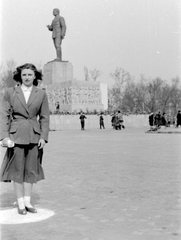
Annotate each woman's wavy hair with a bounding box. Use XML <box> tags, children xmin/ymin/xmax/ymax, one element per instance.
<box><xmin>13</xmin><ymin>63</ymin><xmax>42</xmax><ymax>86</ymax></box>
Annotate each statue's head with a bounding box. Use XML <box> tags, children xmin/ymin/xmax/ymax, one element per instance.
<box><xmin>53</xmin><ymin>8</ymin><xmax>60</xmax><ymax>16</ymax></box>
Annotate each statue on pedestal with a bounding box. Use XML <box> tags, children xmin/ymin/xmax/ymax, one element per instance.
<box><xmin>47</xmin><ymin>8</ymin><xmax>67</xmax><ymax>61</ymax></box>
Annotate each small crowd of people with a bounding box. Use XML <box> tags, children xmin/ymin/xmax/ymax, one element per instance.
<box><xmin>111</xmin><ymin>111</ymin><xmax>125</xmax><ymax>130</ymax></box>
<box><xmin>148</xmin><ymin>110</ymin><xmax>181</xmax><ymax>130</ymax></box>
<box><xmin>79</xmin><ymin>111</ymin><xmax>125</xmax><ymax>131</ymax></box>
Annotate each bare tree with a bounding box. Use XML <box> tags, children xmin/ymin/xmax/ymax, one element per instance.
<box><xmin>90</xmin><ymin>68</ymin><xmax>101</xmax><ymax>81</ymax></box>
<box><xmin>109</xmin><ymin>69</ymin><xmax>181</xmax><ymax>114</ymax></box>
<box><xmin>169</xmin><ymin>77</ymin><xmax>181</xmax><ymax>115</ymax></box>
<box><xmin>110</xmin><ymin>67</ymin><xmax>130</xmax><ymax>87</ymax></box>
<box><xmin>0</xmin><ymin>63</ymin><xmax>6</xmax><ymax>90</ymax></box>
<box><xmin>122</xmin><ymin>80</ymin><xmax>138</xmax><ymax>113</ymax></box>
<box><xmin>110</xmin><ymin>67</ymin><xmax>131</xmax><ymax>110</ymax></box>
<box><xmin>0</xmin><ymin>59</ymin><xmax>17</xmax><ymax>89</ymax></box>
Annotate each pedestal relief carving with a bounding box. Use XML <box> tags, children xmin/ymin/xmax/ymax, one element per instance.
<box><xmin>43</xmin><ymin>61</ymin><xmax>105</xmax><ymax>112</ymax></box>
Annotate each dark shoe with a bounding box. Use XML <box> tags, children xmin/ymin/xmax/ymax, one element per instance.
<box><xmin>25</xmin><ymin>206</ymin><xmax>37</xmax><ymax>213</ymax></box>
<box><xmin>17</xmin><ymin>207</ymin><xmax>27</xmax><ymax>215</ymax></box>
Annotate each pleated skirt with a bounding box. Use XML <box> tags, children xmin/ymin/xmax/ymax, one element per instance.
<box><xmin>0</xmin><ymin>144</ymin><xmax>44</xmax><ymax>183</ymax></box>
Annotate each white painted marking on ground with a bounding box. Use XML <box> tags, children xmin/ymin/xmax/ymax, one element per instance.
<box><xmin>0</xmin><ymin>208</ymin><xmax>55</xmax><ymax>224</ymax></box>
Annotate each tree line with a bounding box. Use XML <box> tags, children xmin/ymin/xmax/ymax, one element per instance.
<box><xmin>108</xmin><ymin>67</ymin><xmax>181</xmax><ymax>116</ymax></box>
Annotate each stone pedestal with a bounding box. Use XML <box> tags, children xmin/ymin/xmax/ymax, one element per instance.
<box><xmin>43</xmin><ymin>61</ymin><xmax>73</xmax><ymax>85</ymax></box>
<box><xmin>42</xmin><ymin>60</ymin><xmax>106</xmax><ymax>113</ymax></box>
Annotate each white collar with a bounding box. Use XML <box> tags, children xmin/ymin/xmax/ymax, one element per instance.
<box><xmin>21</xmin><ymin>84</ymin><xmax>33</xmax><ymax>92</ymax></box>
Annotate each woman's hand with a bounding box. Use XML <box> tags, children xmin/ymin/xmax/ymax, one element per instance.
<box><xmin>1</xmin><ymin>138</ymin><xmax>14</xmax><ymax>148</ymax></box>
<box><xmin>38</xmin><ymin>139</ymin><xmax>46</xmax><ymax>149</ymax></box>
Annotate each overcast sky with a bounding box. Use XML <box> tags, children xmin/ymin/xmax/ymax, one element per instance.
<box><xmin>0</xmin><ymin>0</ymin><xmax>180</xmax><ymax>85</ymax></box>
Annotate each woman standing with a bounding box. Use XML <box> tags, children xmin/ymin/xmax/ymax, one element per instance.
<box><xmin>0</xmin><ymin>63</ymin><xmax>49</xmax><ymax>215</ymax></box>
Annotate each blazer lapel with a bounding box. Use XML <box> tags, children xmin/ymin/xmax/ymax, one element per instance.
<box><xmin>15</xmin><ymin>86</ymin><xmax>29</xmax><ymax>113</ymax></box>
<box><xmin>27</xmin><ymin>86</ymin><xmax>38</xmax><ymax>107</ymax></box>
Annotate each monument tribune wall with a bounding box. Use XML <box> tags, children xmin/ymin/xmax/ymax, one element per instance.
<box><xmin>45</xmin><ymin>81</ymin><xmax>104</xmax><ymax>113</ymax></box>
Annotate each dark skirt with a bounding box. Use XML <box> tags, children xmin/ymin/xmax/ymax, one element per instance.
<box><xmin>0</xmin><ymin>144</ymin><xmax>44</xmax><ymax>184</ymax></box>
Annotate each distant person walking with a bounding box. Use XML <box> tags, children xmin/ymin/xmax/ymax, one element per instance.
<box><xmin>166</xmin><ymin>114</ymin><xmax>171</xmax><ymax>127</ymax></box>
<box><xmin>176</xmin><ymin>110</ymin><xmax>181</xmax><ymax>127</ymax></box>
<box><xmin>99</xmin><ymin>113</ymin><xmax>105</xmax><ymax>129</ymax></box>
<box><xmin>79</xmin><ymin>112</ymin><xmax>87</xmax><ymax>130</ymax></box>
<box><xmin>149</xmin><ymin>112</ymin><xmax>154</xmax><ymax>129</ymax></box>
<box><xmin>161</xmin><ymin>112</ymin><xmax>167</xmax><ymax>127</ymax></box>
<box><xmin>55</xmin><ymin>101</ymin><xmax>60</xmax><ymax>113</ymax></box>
<box><xmin>117</xmin><ymin>110</ymin><xmax>125</xmax><ymax>129</ymax></box>
<box><xmin>111</xmin><ymin>113</ymin><xmax>116</xmax><ymax>129</ymax></box>
<box><xmin>154</xmin><ymin>111</ymin><xmax>161</xmax><ymax>128</ymax></box>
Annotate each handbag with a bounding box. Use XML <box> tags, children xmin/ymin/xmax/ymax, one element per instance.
<box><xmin>0</xmin><ymin>148</ymin><xmax>14</xmax><ymax>182</ymax></box>
<box><xmin>0</xmin><ymin>87</ymin><xmax>16</xmax><ymax>182</ymax></box>
<box><xmin>0</xmin><ymin>87</ymin><xmax>16</xmax><ymax>148</ymax></box>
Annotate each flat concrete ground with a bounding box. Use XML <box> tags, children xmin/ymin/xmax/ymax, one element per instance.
<box><xmin>0</xmin><ymin>127</ymin><xmax>181</xmax><ymax>240</ymax></box>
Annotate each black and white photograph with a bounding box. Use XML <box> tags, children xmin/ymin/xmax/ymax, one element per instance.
<box><xmin>0</xmin><ymin>0</ymin><xmax>180</xmax><ymax>239</ymax></box>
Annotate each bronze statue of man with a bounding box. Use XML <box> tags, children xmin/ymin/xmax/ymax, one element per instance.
<box><xmin>47</xmin><ymin>8</ymin><xmax>66</xmax><ymax>61</ymax></box>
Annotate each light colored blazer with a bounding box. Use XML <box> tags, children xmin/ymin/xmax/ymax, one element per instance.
<box><xmin>0</xmin><ymin>86</ymin><xmax>50</xmax><ymax>145</ymax></box>
<box><xmin>49</xmin><ymin>15</ymin><xmax>66</xmax><ymax>39</ymax></box>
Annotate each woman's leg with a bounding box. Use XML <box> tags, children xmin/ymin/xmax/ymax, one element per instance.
<box><xmin>13</xmin><ymin>181</ymin><xmax>25</xmax><ymax>210</ymax></box>
<box><xmin>24</xmin><ymin>182</ymin><xmax>37</xmax><ymax>212</ymax></box>
<box><xmin>82</xmin><ymin>121</ymin><xmax>85</xmax><ymax>130</ymax></box>
<box><xmin>24</xmin><ymin>182</ymin><xmax>33</xmax><ymax>208</ymax></box>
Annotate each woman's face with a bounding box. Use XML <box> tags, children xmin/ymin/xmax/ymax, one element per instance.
<box><xmin>21</xmin><ymin>69</ymin><xmax>35</xmax><ymax>87</ymax></box>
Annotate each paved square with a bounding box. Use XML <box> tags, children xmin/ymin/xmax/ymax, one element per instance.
<box><xmin>0</xmin><ymin>127</ymin><xmax>181</xmax><ymax>240</ymax></box>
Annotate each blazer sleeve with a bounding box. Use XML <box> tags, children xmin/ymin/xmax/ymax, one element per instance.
<box><xmin>60</xmin><ymin>17</ymin><xmax>66</xmax><ymax>37</ymax></box>
<box><xmin>48</xmin><ymin>21</ymin><xmax>53</xmax><ymax>31</ymax></box>
<box><xmin>39</xmin><ymin>91</ymin><xmax>50</xmax><ymax>143</ymax></box>
<box><xmin>0</xmin><ymin>89</ymin><xmax>13</xmax><ymax>140</ymax></box>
